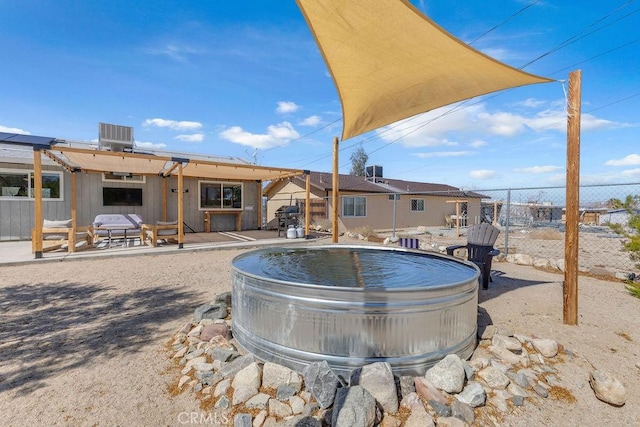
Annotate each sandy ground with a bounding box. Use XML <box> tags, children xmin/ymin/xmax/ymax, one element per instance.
<box><xmin>1</xmin><ymin>239</ymin><xmax>638</xmax><ymax>426</ymax></box>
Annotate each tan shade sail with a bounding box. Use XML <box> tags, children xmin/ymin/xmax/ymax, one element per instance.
<box><xmin>296</xmin><ymin>0</ymin><xmax>554</xmax><ymax>141</ymax></box>
<box><xmin>46</xmin><ymin>146</ymin><xmax>304</xmax><ymax>181</ymax></box>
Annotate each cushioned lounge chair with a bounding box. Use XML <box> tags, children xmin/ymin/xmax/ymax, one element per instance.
<box><xmin>142</xmin><ymin>220</ymin><xmax>179</xmax><ymax>247</ymax></box>
<box><xmin>32</xmin><ymin>219</ymin><xmax>93</xmax><ymax>253</ymax></box>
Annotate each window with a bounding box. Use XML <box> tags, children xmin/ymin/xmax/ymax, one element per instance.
<box><xmin>103</xmin><ymin>187</ymin><xmax>143</xmax><ymax>206</ymax></box>
<box><xmin>0</xmin><ymin>168</ymin><xmax>62</xmax><ymax>200</ymax></box>
<box><xmin>411</xmin><ymin>198</ymin><xmax>425</xmax><ymax>212</ymax></box>
<box><xmin>342</xmin><ymin>196</ymin><xmax>366</xmax><ymax>217</ymax></box>
<box><xmin>102</xmin><ymin>172</ymin><xmax>146</xmax><ymax>183</ymax></box>
<box><xmin>199</xmin><ymin>181</ymin><xmax>242</xmax><ymax>210</ymax></box>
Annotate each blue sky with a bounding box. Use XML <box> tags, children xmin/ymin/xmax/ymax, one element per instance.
<box><xmin>1</xmin><ymin>0</ymin><xmax>638</xmax><ymax>189</ymax></box>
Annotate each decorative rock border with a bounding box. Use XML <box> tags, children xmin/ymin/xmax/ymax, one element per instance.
<box><xmin>168</xmin><ymin>293</ymin><xmax>627</xmax><ymax>426</ymax></box>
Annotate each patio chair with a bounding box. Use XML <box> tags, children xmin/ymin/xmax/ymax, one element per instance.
<box><xmin>142</xmin><ymin>220</ymin><xmax>179</xmax><ymax>247</ymax></box>
<box><xmin>446</xmin><ymin>223</ymin><xmax>500</xmax><ymax>290</ymax></box>
<box><xmin>32</xmin><ymin>219</ymin><xmax>93</xmax><ymax>253</ymax></box>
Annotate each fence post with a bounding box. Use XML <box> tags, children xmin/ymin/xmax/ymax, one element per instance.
<box><xmin>392</xmin><ymin>193</ymin><xmax>398</xmax><ymax>238</ymax></box>
<box><xmin>505</xmin><ymin>189</ymin><xmax>511</xmax><ymax>256</ymax></box>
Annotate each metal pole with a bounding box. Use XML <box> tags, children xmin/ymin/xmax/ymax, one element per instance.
<box><xmin>392</xmin><ymin>194</ymin><xmax>397</xmax><ymax>238</ymax></box>
<box><xmin>505</xmin><ymin>189</ymin><xmax>511</xmax><ymax>256</ymax></box>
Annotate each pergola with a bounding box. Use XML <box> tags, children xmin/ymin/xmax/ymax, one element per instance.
<box><xmin>28</xmin><ymin>141</ymin><xmax>310</xmax><ymax>257</ymax></box>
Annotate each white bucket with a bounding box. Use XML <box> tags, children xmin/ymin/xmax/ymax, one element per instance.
<box><xmin>296</xmin><ymin>226</ymin><xmax>304</xmax><ymax>238</ymax></box>
<box><xmin>286</xmin><ymin>226</ymin><xmax>297</xmax><ymax>239</ymax></box>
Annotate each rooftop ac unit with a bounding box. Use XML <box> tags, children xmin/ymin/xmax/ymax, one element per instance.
<box><xmin>99</xmin><ymin>123</ymin><xmax>134</xmax><ymax>152</ymax></box>
<box><xmin>366</xmin><ymin>165</ymin><xmax>383</xmax><ymax>182</ymax></box>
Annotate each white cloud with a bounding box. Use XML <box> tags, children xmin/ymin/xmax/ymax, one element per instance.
<box><xmin>276</xmin><ymin>101</ymin><xmax>300</xmax><ymax>114</ymax></box>
<box><xmin>0</xmin><ymin>125</ymin><xmax>30</xmax><ymax>134</ymax></box>
<box><xmin>135</xmin><ymin>140</ymin><xmax>167</xmax><ymax>150</ymax></box>
<box><xmin>469</xmin><ymin>170</ymin><xmax>496</xmax><ymax>180</ymax></box>
<box><xmin>621</xmin><ymin>168</ymin><xmax>640</xmax><ymax>177</ymax></box>
<box><xmin>605</xmin><ymin>154</ymin><xmax>640</xmax><ymax>166</ymax></box>
<box><xmin>469</xmin><ymin>140</ymin><xmax>487</xmax><ymax>148</ymax></box>
<box><xmin>513</xmin><ymin>165</ymin><xmax>562</xmax><ymax>173</ymax></box>
<box><xmin>300</xmin><ymin>115</ymin><xmax>321</xmax><ymax>127</ymax></box>
<box><xmin>517</xmin><ymin>98</ymin><xmax>547</xmax><ymax>108</ymax></box>
<box><xmin>175</xmin><ymin>133</ymin><xmax>204</xmax><ymax>143</ymax></box>
<box><xmin>411</xmin><ymin>151</ymin><xmax>473</xmax><ymax>158</ymax></box>
<box><xmin>146</xmin><ymin>43</ymin><xmax>203</xmax><ymax>62</ymax></box>
<box><xmin>219</xmin><ymin>121</ymin><xmax>300</xmax><ymax>149</ymax></box>
<box><xmin>143</xmin><ymin>118</ymin><xmax>203</xmax><ymax>131</ymax></box>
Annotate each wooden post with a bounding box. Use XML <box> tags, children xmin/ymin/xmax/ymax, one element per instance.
<box><xmin>455</xmin><ymin>201</ymin><xmax>461</xmax><ymax>237</ymax></box>
<box><xmin>71</xmin><ymin>172</ymin><xmax>77</xmax><ymax>228</ymax></box>
<box><xmin>257</xmin><ymin>180</ymin><xmax>263</xmax><ymax>230</ymax></box>
<box><xmin>33</xmin><ymin>148</ymin><xmax>43</xmax><ymax>258</ymax></box>
<box><xmin>332</xmin><ymin>137</ymin><xmax>339</xmax><ymax>243</ymax></box>
<box><xmin>177</xmin><ymin>163</ymin><xmax>184</xmax><ymax>249</ymax></box>
<box><xmin>493</xmin><ymin>201</ymin><xmax>498</xmax><ymax>226</ymax></box>
<box><xmin>305</xmin><ymin>173</ymin><xmax>311</xmax><ymax>238</ymax></box>
<box><xmin>564</xmin><ymin>70</ymin><xmax>581</xmax><ymax>325</ymax></box>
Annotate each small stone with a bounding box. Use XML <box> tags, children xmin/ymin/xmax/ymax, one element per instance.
<box><xmin>380</xmin><ymin>414</ymin><xmax>401</xmax><ymax>427</ymax></box>
<box><xmin>268</xmin><ymin>398</ymin><xmax>293</xmax><ymax>418</ymax></box>
<box><xmin>234</xmin><ymin>413</ymin><xmax>252</xmax><ymax>427</ymax></box>
<box><xmin>533</xmin><ymin>383</ymin><xmax>549</xmax><ymax>398</ymax></box>
<box><xmin>232</xmin><ymin>362</ymin><xmax>262</xmax><ymax>390</ymax></box>
<box><xmin>492</xmin><ymin>334</ymin><xmax>523</xmax><ymax>352</ymax></box>
<box><xmin>414</xmin><ymin>377</ymin><xmax>448</xmax><ymax>405</ymax></box>
<box><xmin>303</xmin><ymin>360</ymin><xmax>341</xmax><ymax>409</ymax></box>
<box><xmin>289</xmin><ymin>395</ymin><xmax>305</xmax><ymax>414</ymax></box>
<box><xmin>428</xmin><ymin>399</ymin><xmax>451</xmax><ymax>417</ymax></box>
<box><xmin>178</xmin><ymin>375</ymin><xmax>191</xmax><ymax>389</ymax></box>
<box><xmin>200</xmin><ymin>323</ymin><xmax>229</xmax><ymax>341</ymax></box>
<box><xmin>276</xmin><ymin>384</ymin><xmax>298</xmax><ymax>401</ymax></box>
<box><xmin>451</xmin><ymin>399</ymin><xmax>475</xmax><ymax>425</ymax></box>
<box><xmin>194</xmin><ymin>302</ymin><xmax>228</xmax><ymax>323</ymax></box>
<box><xmin>232</xmin><ymin>385</ymin><xmax>259</xmax><ymax>405</ymax></box>
<box><xmin>456</xmin><ymin>382</ymin><xmax>486</xmax><ymax>408</ymax></box>
<box><xmin>404</xmin><ymin>404</ymin><xmax>434</xmax><ymax>427</ymax></box>
<box><xmin>531</xmin><ymin>338</ymin><xmax>559</xmax><ymax>358</ymax></box>
<box><xmin>512</xmin><ymin>395</ymin><xmax>525</xmax><ymax>406</ymax></box>
<box><xmin>173</xmin><ymin>347</ymin><xmax>188</xmax><ymax>359</ymax></box>
<box><xmin>331</xmin><ymin>386</ymin><xmax>379</xmax><ymax>427</ymax></box>
<box><xmin>477</xmin><ymin>366</ymin><xmax>510</xmax><ymax>390</ymax></box>
<box><xmin>246</xmin><ymin>393</ymin><xmax>271</xmax><ymax>409</ymax></box>
<box><xmin>489</xmin><ymin>345</ymin><xmax>521</xmax><ymax>365</ymax></box>
<box><xmin>253</xmin><ymin>410</ymin><xmax>268</xmax><ymax>427</ymax></box>
<box><xmin>350</xmin><ymin>362</ymin><xmax>399</xmax><ymax>413</ymax></box>
<box><xmin>589</xmin><ymin>370</ymin><xmax>627</xmax><ymax>406</ymax></box>
<box><xmin>488</xmin><ymin>396</ymin><xmax>509</xmax><ymax>412</ymax></box>
<box><xmin>478</xmin><ymin>324</ymin><xmax>497</xmax><ymax>340</ymax></box>
<box><xmin>215</xmin><ymin>395</ymin><xmax>230</xmax><ymax>410</ymax></box>
<box><xmin>400</xmin><ymin>392</ymin><xmax>422</xmax><ymax>410</ymax></box>
<box><xmin>214</xmin><ymin>378</ymin><xmax>231</xmax><ymax>397</ymax></box>
<box><xmin>424</xmin><ymin>354</ymin><xmax>465</xmax><ymax>393</ymax></box>
<box><xmin>436</xmin><ymin>416</ymin><xmax>465</xmax><ymax>427</ymax></box>
<box><xmin>263</xmin><ymin>362</ymin><xmax>302</xmax><ymax>391</ymax></box>
<box><xmin>507</xmin><ymin>383</ymin><xmax>528</xmax><ymax>398</ymax></box>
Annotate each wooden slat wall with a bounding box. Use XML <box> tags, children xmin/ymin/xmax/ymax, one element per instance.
<box><xmin>1</xmin><ymin>162</ymin><xmax>264</xmax><ymax>239</ymax></box>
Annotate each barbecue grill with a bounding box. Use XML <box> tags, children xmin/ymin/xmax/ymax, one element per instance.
<box><xmin>275</xmin><ymin>205</ymin><xmax>300</xmax><ymax>236</ymax></box>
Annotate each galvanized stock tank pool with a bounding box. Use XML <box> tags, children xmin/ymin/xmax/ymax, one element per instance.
<box><xmin>231</xmin><ymin>245</ymin><xmax>479</xmax><ymax>376</ymax></box>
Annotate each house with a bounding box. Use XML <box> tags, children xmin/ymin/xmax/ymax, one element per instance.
<box><xmin>0</xmin><ymin>127</ymin><xmax>305</xmax><ymax>243</ymax></box>
<box><xmin>263</xmin><ymin>168</ymin><xmax>487</xmax><ymax>232</ymax></box>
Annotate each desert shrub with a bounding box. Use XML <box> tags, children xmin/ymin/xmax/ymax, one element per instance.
<box><xmin>626</xmin><ymin>281</ymin><xmax>640</xmax><ymax>299</ymax></box>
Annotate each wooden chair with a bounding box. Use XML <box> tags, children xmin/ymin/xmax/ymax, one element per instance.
<box><xmin>32</xmin><ymin>219</ymin><xmax>93</xmax><ymax>253</ymax></box>
<box><xmin>142</xmin><ymin>220</ymin><xmax>179</xmax><ymax>247</ymax></box>
<box><xmin>446</xmin><ymin>223</ymin><xmax>500</xmax><ymax>289</ymax></box>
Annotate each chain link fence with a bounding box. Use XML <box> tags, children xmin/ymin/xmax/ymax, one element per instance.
<box><xmin>471</xmin><ymin>182</ymin><xmax>640</xmax><ymax>276</ymax></box>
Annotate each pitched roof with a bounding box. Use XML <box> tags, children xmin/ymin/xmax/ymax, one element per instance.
<box><xmin>289</xmin><ymin>171</ymin><xmax>486</xmax><ymax>198</ymax></box>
